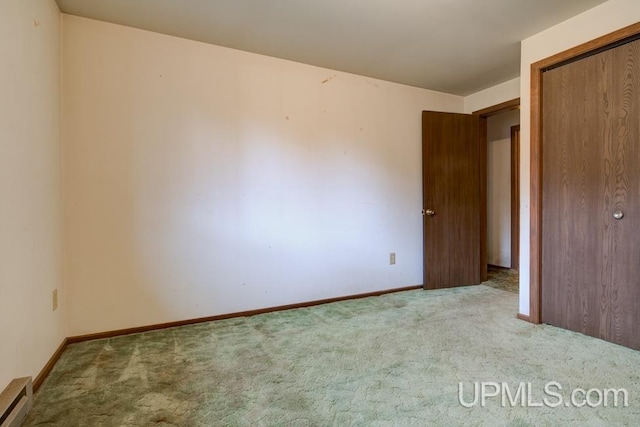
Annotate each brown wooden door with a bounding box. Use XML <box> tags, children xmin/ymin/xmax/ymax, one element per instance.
<box><xmin>541</xmin><ymin>38</ymin><xmax>640</xmax><ymax>350</ymax></box>
<box><xmin>422</xmin><ymin>111</ymin><xmax>481</xmax><ymax>289</ymax></box>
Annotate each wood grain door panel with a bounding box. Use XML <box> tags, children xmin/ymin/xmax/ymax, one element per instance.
<box><xmin>422</xmin><ymin>111</ymin><xmax>481</xmax><ymax>289</ymax></box>
<box><xmin>541</xmin><ymin>38</ymin><xmax>640</xmax><ymax>350</ymax></box>
<box><xmin>541</xmin><ymin>51</ymin><xmax>609</xmax><ymax>339</ymax></box>
<box><xmin>608</xmin><ymin>39</ymin><xmax>640</xmax><ymax>349</ymax></box>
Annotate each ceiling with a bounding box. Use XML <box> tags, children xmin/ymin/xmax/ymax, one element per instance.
<box><xmin>55</xmin><ymin>0</ymin><xmax>607</xmax><ymax>96</ymax></box>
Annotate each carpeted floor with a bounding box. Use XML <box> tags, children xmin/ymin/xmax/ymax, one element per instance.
<box><xmin>26</xmin><ymin>285</ymin><xmax>640</xmax><ymax>426</ymax></box>
<box><xmin>484</xmin><ymin>267</ymin><xmax>519</xmax><ymax>294</ymax></box>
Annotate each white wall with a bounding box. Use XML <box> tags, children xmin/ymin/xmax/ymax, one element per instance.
<box><xmin>519</xmin><ymin>0</ymin><xmax>640</xmax><ymax>316</ymax></box>
<box><xmin>0</xmin><ymin>0</ymin><xmax>63</xmax><ymax>388</ymax></box>
<box><xmin>487</xmin><ymin>110</ymin><xmax>520</xmax><ymax>268</ymax></box>
<box><xmin>62</xmin><ymin>16</ymin><xmax>464</xmax><ymax>336</ymax></box>
<box><xmin>464</xmin><ymin>77</ymin><xmax>520</xmax><ymax>114</ymax></box>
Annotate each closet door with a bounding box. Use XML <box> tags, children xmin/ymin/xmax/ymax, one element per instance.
<box><xmin>541</xmin><ymin>38</ymin><xmax>640</xmax><ymax>350</ymax></box>
<box><xmin>608</xmin><ymin>39</ymin><xmax>640</xmax><ymax>349</ymax></box>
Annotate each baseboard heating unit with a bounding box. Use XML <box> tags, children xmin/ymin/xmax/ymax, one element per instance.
<box><xmin>0</xmin><ymin>377</ymin><xmax>33</xmax><ymax>427</ymax></box>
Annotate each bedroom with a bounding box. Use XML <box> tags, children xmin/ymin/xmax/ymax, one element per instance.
<box><xmin>2</xmin><ymin>0</ymin><xmax>640</xmax><ymax>424</ymax></box>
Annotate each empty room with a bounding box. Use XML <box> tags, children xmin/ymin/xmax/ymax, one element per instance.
<box><xmin>3</xmin><ymin>0</ymin><xmax>640</xmax><ymax>425</ymax></box>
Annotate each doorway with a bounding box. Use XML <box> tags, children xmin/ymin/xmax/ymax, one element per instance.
<box><xmin>484</xmin><ymin>111</ymin><xmax>520</xmax><ymax>294</ymax></box>
<box><xmin>473</xmin><ymin>99</ymin><xmax>520</xmax><ymax>289</ymax></box>
<box><xmin>473</xmin><ymin>108</ymin><xmax>521</xmax><ymax>294</ymax></box>
<box><xmin>421</xmin><ymin>99</ymin><xmax>520</xmax><ymax>292</ymax></box>
<box><xmin>486</xmin><ymin>111</ymin><xmax>520</xmax><ymax>271</ymax></box>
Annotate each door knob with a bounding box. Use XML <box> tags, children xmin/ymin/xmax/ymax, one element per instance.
<box><xmin>613</xmin><ymin>210</ymin><xmax>624</xmax><ymax>220</ymax></box>
<box><xmin>425</xmin><ymin>209</ymin><xmax>435</xmax><ymax>217</ymax></box>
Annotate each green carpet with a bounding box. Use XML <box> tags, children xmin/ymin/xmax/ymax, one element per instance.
<box><xmin>25</xmin><ymin>286</ymin><xmax>640</xmax><ymax>426</ymax></box>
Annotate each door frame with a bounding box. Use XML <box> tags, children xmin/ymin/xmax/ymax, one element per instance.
<box><xmin>511</xmin><ymin>125</ymin><xmax>520</xmax><ymax>271</ymax></box>
<box><xmin>473</xmin><ymin>98</ymin><xmax>520</xmax><ymax>281</ymax></box>
<box><xmin>528</xmin><ymin>22</ymin><xmax>640</xmax><ymax>324</ymax></box>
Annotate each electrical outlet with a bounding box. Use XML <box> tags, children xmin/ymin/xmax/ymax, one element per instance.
<box><xmin>390</xmin><ymin>252</ymin><xmax>396</xmax><ymax>265</ymax></box>
<box><xmin>52</xmin><ymin>289</ymin><xmax>58</xmax><ymax>311</ymax></box>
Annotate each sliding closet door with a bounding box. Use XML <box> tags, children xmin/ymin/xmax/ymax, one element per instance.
<box><xmin>541</xmin><ymin>49</ymin><xmax>609</xmax><ymax>340</ymax></box>
<box><xmin>608</xmin><ymin>39</ymin><xmax>640</xmax><ymax>350</ymax></box>
<box><xmin>541</xmin><ymin>38</ymin><xmax>640</xmax><ymax>350</ymax></box>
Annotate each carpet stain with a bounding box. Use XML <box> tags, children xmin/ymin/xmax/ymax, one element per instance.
<box><xmin>118</xmin><ymin>345</ymin><xmax>148</xmax><ymax>384</ymax></box>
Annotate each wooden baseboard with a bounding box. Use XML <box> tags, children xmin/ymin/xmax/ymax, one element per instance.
<box><xmin>67</xmin><ymin>285</ymin><xmax>423</xmax><ymax>344</ymax></box>
<box><xmin>35</xmin><ymin>286</ymin><xmax>421</xmax><ymax>389</ymax></box>
<box><xmin>516</xmin><ymin>313</ymin><xmax>531</xmax><ymax>322</ymax></box>
<box><xmin>33</xmin><ymin>338</ymin><xmax>68</xmax><ymax>392</ymax></box>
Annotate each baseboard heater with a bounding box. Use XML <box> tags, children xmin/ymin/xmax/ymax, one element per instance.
<box><xmin>0</xmin><ymin>377</ymin><xmax>33</xmax><ymax>427</ymax></box>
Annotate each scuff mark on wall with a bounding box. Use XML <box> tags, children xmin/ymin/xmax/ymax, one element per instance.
<box><xmin>321</xmin><ymin>75</ymin><xmax>337</xmax><ymax>84</ymax></box>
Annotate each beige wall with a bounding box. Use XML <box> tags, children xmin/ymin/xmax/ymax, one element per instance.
<box><xmin>486</xmin><ymin>110</ymin><xmax>520</xmax><ymax>268</ymax></box>
<box><xmin>62</xmin><ymin>16</ymin><xmax>464</xmax><ymax>335</ymax></box>
<box><xmin>518</xmin><ymin>0</ymin><xmax>640</xmax><ymax>315</ymax></box>
<box><xmin>464</xmin><ymin>77</ymin><xmax>520</xmax><ymax>114</ymax></box>
<box><xmin>0</xmin><ymin>0</ymin><xmax>64</xmax><ymax>388</ymax></box>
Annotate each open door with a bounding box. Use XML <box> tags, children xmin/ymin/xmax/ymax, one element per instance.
<box><xmin>422</xmin><ymin>111</ymin><xmax>482</xmax><ymax>289</ymax></box>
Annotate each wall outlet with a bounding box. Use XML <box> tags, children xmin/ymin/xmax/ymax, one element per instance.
<box><xmin>52</xmin><ymin>289</ymin><xmax>58</xmax><ymax>311</ymax></box>
<box><xmin>390</xmin><ymin>252</ymin><xmax>396</xmax><ymax>265</ymax></box>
